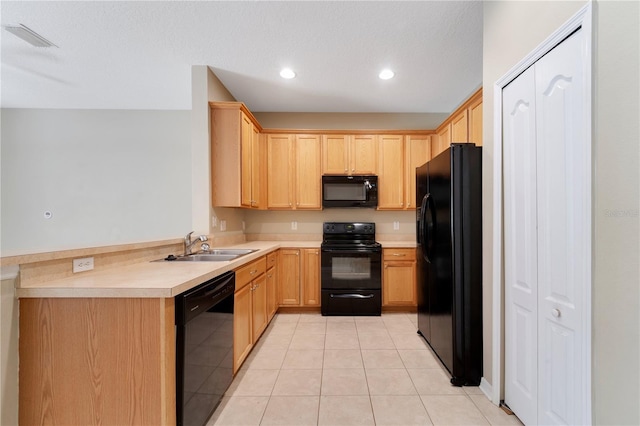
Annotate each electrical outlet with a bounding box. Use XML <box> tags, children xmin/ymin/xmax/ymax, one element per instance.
<box><xmin>211</xmin><ymin>216</ymin><xmax>218</xmax><ymax>228</ymax></box>
<box><xmin>220</xmin><ymin>220</ymin><xmax>227</xmax><ymax>231</ymax></box>
<box><xmin>291</xmin><ymin>221</ymin><xmax>298</xmax><ymax>230</ymax></box>
<box><xmin>393</xmin><ymin>221</ymin><xmax>400</xmax><ymax>230</ymax></box>
<box><xmin>242</xmin><ymin>221</ymin><xmax>246</xmax><ymax>231</ymax></box>
<box><xmin>73</xmin><ymin>257</ymin><xmax>94</xmax><ymax>273</ymax></box>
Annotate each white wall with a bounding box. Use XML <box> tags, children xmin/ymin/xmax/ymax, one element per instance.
<box><xmin>484</xmin><ymin>1</ymin><xmax>640</xmax><ymax>423</ymax></box>
<box><xmin>0</xmin><ymin>109</ymin><xmax>191</xmax><ymax>255</ymax></box>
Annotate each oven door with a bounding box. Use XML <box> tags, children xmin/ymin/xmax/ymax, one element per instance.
<box><xmin>320</xmin><ymin>246</ymin><xmax>382</xmax><ymax>290</ymax></box>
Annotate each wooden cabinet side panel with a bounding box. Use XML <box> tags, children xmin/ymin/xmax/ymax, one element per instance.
<box><xmin>211</xmin><ymin>108</ymin><xmax>242</xmax><ymax>207</ymax></box>
<box><xmin>19</xmin><ymin>298</ymin><xmax>173</xmax><ymax>426</ymax></box>
<box><xmin>302</xmin><ymin>249</ymin><xmax>321</xmax><ymax>306</ymax></box>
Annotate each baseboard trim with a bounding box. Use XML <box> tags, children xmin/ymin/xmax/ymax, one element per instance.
<box><xmin>479</xmin><ymin>377</ymin><xmax>494</xmax><ymax>402</ymax></box>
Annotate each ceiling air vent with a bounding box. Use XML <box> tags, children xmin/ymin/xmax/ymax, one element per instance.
<box><xmin>4</xmin><ymin>24</ymin><xmax>58</xmax><ymax>48</ymax></box>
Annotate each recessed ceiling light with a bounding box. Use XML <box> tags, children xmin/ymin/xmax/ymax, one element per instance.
<box><xmin>379</xmin><ymin>69</ymin><xmax>395</xmax><ymax>80</ymax></box>
<box><xmin>280</xmin><ymin>68</ymin><xmax>296</xmax><ymax>79</ymax></box>
<box><xmin>4</xmin><ymin>24</ymin><xmax>58</xmax><ymax>48</ymax></box>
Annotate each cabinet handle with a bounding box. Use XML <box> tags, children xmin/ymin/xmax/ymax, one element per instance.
<box><xmin>400</xmin><ymin>202</ymin><xmax>404</xmax><ymax>206</ymax></box>
<box><xmin>552</xmin><ymin>308</ymin><xmax>561</xmax><ymax>318</ymax></box>
<box><xmin>295</xmin><ymin>252</ymin><xmax>299</xmax><ymax>256</ymax></box>
<box><xmin>392</xmin><ymin>253</ymin><xmax>406</xmax><ymax>257</ymax></box>
<box><xmin>250</xmin><ymin>270</ymin><xmax>257</xmax><ymax>275</ymax></box>
<box><xmin>267</xmin><ymin>274</ymin><xmax>273</xmax><ymax>278</ymax></box>
<box><xmin>352</xmin><ymin>168</ymin><xmax>355</xmax><ymax>172</ymax></box>
<box><xmin>296</xmin><ymin>202</ymin><xmax>299</xmax><ymax>206</ymax></box>
<box><xmin>344</xmin><ymin>168</ymin><xmax>348</xmax><ymax>172</ymax></box>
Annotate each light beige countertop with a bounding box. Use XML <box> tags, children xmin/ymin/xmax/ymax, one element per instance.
<box><xmin>15</xmin><ymin>240</ymin><xmax>414</xmax><ymax>298</ymax></box>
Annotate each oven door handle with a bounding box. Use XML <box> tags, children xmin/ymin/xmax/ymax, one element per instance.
<box><xmin>321</xmin><ymin>248</ymin><xmax>381</xmax><ymax>254</ymax></box>
<box><xmin>330</xmin><ymin>293</ymin><xmax>375</xmax><ymax>299</ymax></box>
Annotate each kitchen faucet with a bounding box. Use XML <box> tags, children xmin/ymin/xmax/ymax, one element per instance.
<box><xmin>184</xmin><ymin>231</ymin><xmax>208</xmax><ymax>255</ymax></box>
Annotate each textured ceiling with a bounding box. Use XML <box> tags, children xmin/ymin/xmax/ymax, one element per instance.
<box><xmin>0</xmin><ymin>1</ymin><xmax>483</xmax><ymax>113</ymax></box>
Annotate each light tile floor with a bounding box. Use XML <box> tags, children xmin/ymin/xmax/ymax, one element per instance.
<box><xmin>208</xmin><ymin>312</ymin><xmax>522</xmax><ymax>426</ymax></box>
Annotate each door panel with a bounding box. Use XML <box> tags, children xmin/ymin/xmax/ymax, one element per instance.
<box><xmin>503</xmin><ymin>65</ymin><xmax>538</xmax><ymax>426</ymax></box>
<box><xmin>504</xmin><ymin>27</ymin><xmax>588</xmax><ymax>426</ymax></box>
<box><xmin>535</xmin><ymin>28</ymin><xmax>586</xmax><ymax>426</ymax></box>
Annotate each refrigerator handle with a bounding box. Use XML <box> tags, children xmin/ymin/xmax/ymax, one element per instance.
<box><xmin>418</xmin><ymin>194</ymin><xmax>428</xmax><ymax>247</ymax></box>
<box><xmin>424</xmin><ymin>193</ymin><xmax>435</xmax><ymax>263</ymax></box>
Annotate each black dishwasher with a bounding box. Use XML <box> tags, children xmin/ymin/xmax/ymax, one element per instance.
<box><xmin>175</xmin><ymin>270</ymin><xmax>235</xmax><ymax>426</ymax></box>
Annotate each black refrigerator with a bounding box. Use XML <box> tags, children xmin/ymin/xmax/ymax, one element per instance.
<box><xmin>416</xmin><ymin>143</ymin><xmax>483</xmax><ymax>386</ymax></box>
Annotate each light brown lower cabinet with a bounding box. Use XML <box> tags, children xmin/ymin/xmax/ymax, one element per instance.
<box><xmin>233</xmin><ymin>256</ymin><xmax>268</xmax><ymax>373</ymax></box>
<box><xmin>382</xmin><ymin>248</ymin><xmax>417</xmax><ymax>307</ymax></box>
<box><xmin>278</xmin><ymin>248</ymin><xmax>321</xmax><ymax>307</ymax></box>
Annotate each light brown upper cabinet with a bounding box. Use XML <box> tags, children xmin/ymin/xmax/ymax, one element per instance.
<box><xmin>432</xmin><ymin>88</ymin><xmax>483</xmax><ymax>158</ymax></box>
<box><xmin>322</xmin><ymin>134</ymin><xmax>377</xmax><ymax>175</ymax></box>
<box><xmin>433</xmin><ymin>123</ymin><xmax>451</xmax><ymax>159</ymax></box>
<box><xmin>377</xmin><ymin>135</ymin><xmax>406</xmax><ymax>209</ymax></box>
<box><xmin>211</xmin><ymin>102</ymin><xmax>264</xmax><ymax>208</ymax></box>
<box><xmin>267</xmin><ymin>134</ymin><xmax>321</xmax><ymax>210</ymax></box>
<box><xmin>405</xmin><ymin>135</ymin><xmax>432</xmax><ymax>209</ymax></box>
<box><xmin>378</xmin><ymin>135</ymin><xmax>431</xmax><ymax>210</ymax></box>
<box><xmin>451</xmin><ymin>109</ymin><xmax>468</xmax><ymax>143</ymax></box>
<box><xmin>468</xmin><ymin>95</ymin><xmax>483</xmax><ymax>146</ymax></box>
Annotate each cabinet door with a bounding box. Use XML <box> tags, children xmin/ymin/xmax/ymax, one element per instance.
<box><xmin>351</xmin><ymin>135</ymin><xmax>378</xmax><ymax>174</ymax></box>
<box><xmin>233</xmin><ymin>283</ymin><xmax>252</xmax><ymax>373</ymax></box>
<box><xmin>405</xmin><ymin>135</ymin><xmax>431</xmax><ymax>209</ymax></box>
<box><xmin>251</xmin><ymin>274</ymin><xmax>268</xmax><ymax>341</ymax></box>
<box><xmin>468</xmin><ymin>98</ymin><xmax>483</xmax><ymax>146</ymax></box>
<box><xmin>267</xmin><ymin>134</ymin><xmax>294</xmax><ymax>209</ymax></box>
<box><xmin>434</xmin><ymin>124</ymin><xmax>451</xmax><ymax>158</ymax></box>
<box><xmin>377</xmin><ymin>135</ymin><xmax>405</xmax><ymax>210</ymax></box>
<box><xmin>295</xmin><ymin>135</ymin><xmax>322</xmax><ymax>209</ymax></box>
<box><xmin>451</xmin><ymin>109</ymin><xmax>469</xmax><ymax>143</ymax></box>
<box><xmin>240</xmin><ymin>112</ymin><xmax>253</xmax><ymax>207</ymax></box>
<box><xmin>383</xmin><ymin>261</ymin><xmax>416</xmax><ymax>306</ymax></box>
<box><xmin>322</xmin><ymin>135</ymin><xmax>349</xmax><ymax>174</ymax></box>
<box><xmin>302</xmin><ymin>249</ymin><xmax>321</xmax><ymax>306</ymax></box>
<box><xmin>250</xmin><ymin>125</ymin><xmax>263</xmax><ymax>208</ymax></box>
<box><xmin>278</xmin><ymin>249</ymin><xmax>300</xmax><ymax>305</ymax></box>
<box><xmin>266</xmin><ymin>266</ymin><xmax>277</xmax><ymax>320</ymax></box>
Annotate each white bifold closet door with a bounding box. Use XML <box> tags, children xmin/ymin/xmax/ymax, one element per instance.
<box><xmin>503</xmin><ymin>27</ymin><xmax>589</xmax><ymax>426</ymax></box>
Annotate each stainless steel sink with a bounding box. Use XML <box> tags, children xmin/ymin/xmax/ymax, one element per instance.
<box><xmin>157</xmin><ymin>248</ymin><xmax>258</xmax><ymax>262</ymax></box>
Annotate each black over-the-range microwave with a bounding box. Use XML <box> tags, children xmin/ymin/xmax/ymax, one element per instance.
<box><xmin>322</xmin><ymin>175</ymin><xmax>378</xmax><ymax>208</ymax></box>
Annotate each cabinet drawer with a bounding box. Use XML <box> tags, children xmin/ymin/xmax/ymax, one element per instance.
<box><xmin>236</xmin><ymin>257</ymin><xmax>267</xmax><ymax>290</ymax></box>
<box><xmin>266</xmin><ymin>252</ymin><xmax>277</xmax><ymax>269</ymax></box>
<box><xmin>383</xmin><ymin>248</ymin><xmax>416</xmax><ymax>261</ymax></box>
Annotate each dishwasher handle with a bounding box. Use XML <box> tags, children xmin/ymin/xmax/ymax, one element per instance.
<box><xmin>175</xmin><ymin>271</ymin><xmax>235</xmax><ymax>325</ymax></box>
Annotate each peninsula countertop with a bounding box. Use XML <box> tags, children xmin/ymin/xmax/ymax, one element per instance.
<box><xmin>15</xmin><ymin>240</ymin><xmax>416</xmax><ymax>299</ymax></box>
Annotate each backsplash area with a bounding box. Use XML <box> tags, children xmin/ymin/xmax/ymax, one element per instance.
<box><xmin>243</xmin><ymin>209</ymin><xmax>416</xmax><ymax>240</ymax></box>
